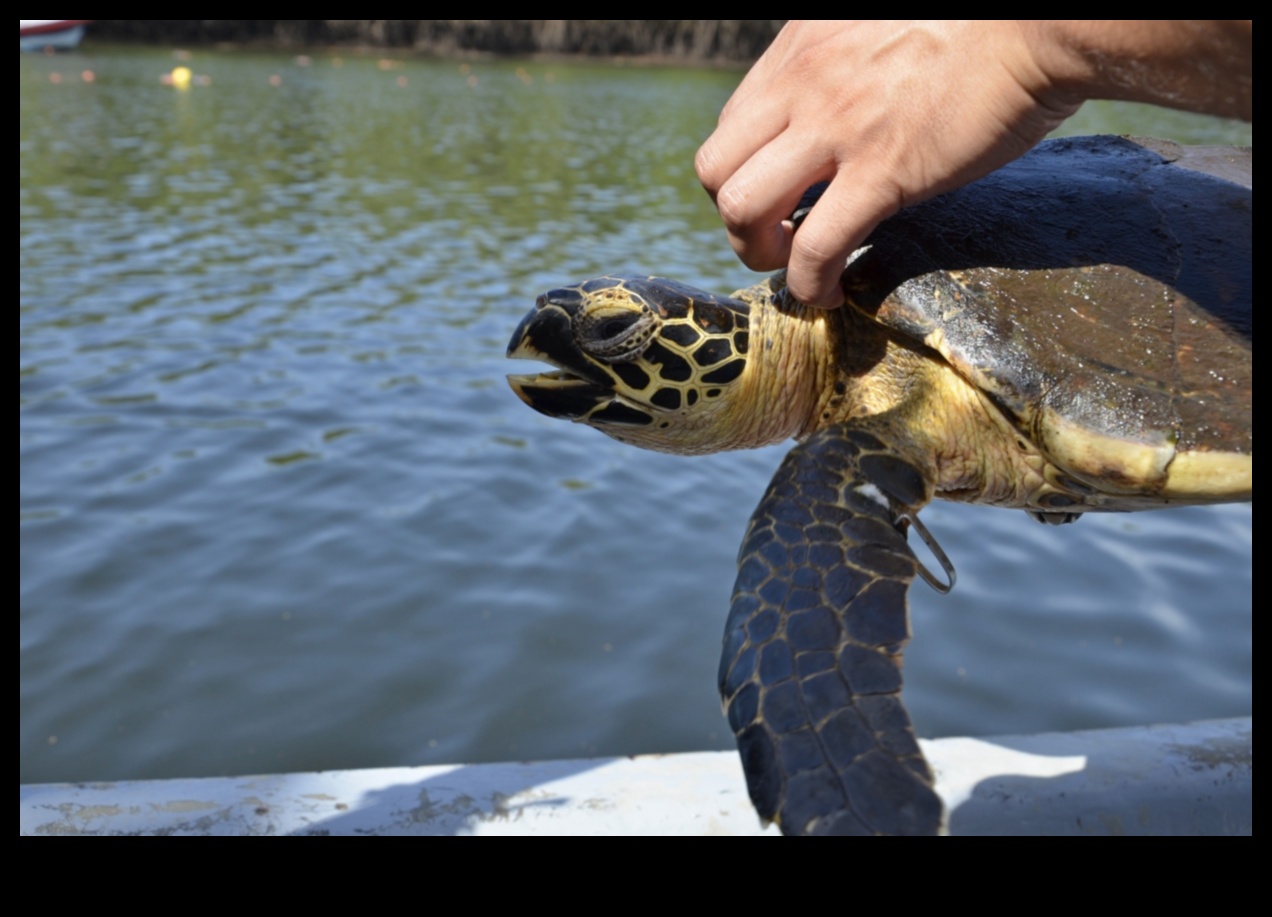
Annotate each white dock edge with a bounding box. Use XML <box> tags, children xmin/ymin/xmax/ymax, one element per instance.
<box><xmin>20</xmin><ymin>717</ymin><xmax>1250</xmax><ymax>836</ymax></box>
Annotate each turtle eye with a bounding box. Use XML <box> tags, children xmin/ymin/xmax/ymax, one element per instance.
<box><xmin>575</xmin><ymin>305</ymin><xmax>662</xmax><ymax>364</ymax></box>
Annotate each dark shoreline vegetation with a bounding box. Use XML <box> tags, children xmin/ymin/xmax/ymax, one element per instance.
<box><xmin>88</xmin><ymin>20</ymin><xmax>784</xmax><ymax>62</ymax></box>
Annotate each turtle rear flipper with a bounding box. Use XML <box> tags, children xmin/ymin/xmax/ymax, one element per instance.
<box><xmin>720</xmin><ymin>424</ymin><xmax>942</xmax><ymax>836</ymax></box>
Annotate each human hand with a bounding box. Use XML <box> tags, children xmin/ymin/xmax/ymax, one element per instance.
<box><xmin>695</xmin><ymin>21</ymin><xmax>1079</xmax><ymax>308</ymax></box>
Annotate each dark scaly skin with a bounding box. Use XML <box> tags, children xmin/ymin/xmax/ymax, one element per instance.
<box><xmin>721</xmin><ymin>425</ymin><xmax>941</xmax><ymax>835</ymax></box>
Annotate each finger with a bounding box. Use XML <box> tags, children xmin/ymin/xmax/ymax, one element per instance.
<box><xmin>784</xmin><ymin>172</ymin><xmax>902</xmax><ymax>309</ymax></box>
<box><xmin>713</xmin><ymin>132</ymin><xmax>837</xmax><ymax>273</ymax></box>
<box><xmin>696</xmin><ymin>28</ymin><xmax>806</xmax><ymax>198</ymax></box>
<box><xmin>695</xmin><ymin>90</ymin><xmax>792</xmax><ymax>200</ymax></box>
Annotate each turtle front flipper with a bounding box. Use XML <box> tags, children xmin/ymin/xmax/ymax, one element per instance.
<box><xmin>720</xmin><ymin>424</ymin><xmax>942</xmax><ymax>836</ymax></box>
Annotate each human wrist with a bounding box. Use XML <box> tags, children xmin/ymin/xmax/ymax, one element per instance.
<box><xmin>1022</xmin><ymin>20</ymin><xmax>1252</xmax><ymax>121</ymax></box>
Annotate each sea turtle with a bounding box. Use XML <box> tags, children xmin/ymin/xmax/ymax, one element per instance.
<box><xmin>505</xmin><ymin>135</ymin><xmax>1252</xmax><ymax>836</ymax></box>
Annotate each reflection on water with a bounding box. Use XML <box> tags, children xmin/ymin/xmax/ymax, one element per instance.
<box><xmin>21</xmin><ymin>47</ymin><xmax>1250</xmax><ymax>785</ymax></box>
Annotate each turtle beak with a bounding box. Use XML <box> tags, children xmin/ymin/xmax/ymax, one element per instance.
<box><xmin>506</xmin><ymin>293</ymin><xmax>616</xmax><ymax>420</ymax></box>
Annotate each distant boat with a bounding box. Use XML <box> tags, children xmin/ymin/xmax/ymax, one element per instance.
<box><xmin>20</xmin><ymin>19</ymin><xmax>91</xmax><ymax>52</ymax></box>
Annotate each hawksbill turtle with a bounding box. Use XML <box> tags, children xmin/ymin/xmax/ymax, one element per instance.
<box><xmin>506</xmin><ymin>135</ymin><xmax>1252</xmax><ymax>835</ymax></box>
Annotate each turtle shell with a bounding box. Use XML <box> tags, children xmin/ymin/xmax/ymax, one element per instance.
<box><xmin>840</xmin><ymin>135</ymin><xmax>1252</xmax><ymax>503</ymax></box>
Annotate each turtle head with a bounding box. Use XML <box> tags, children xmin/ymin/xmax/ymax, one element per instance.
<box><xmin>506</xmin><ymin>275</ymin><xmax>759</xmax><ymax>455</ymax></box>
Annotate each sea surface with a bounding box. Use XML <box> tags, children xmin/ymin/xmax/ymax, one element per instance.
<box><xmin>21</xmin><ymin>46</ymin><xmax>1251</xmax><ymax>787</ymax></box>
